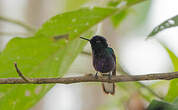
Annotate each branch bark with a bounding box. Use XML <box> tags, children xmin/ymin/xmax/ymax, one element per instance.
<box><xmin>0</xmin><ymin>71</ymin><xmax>177</xmax><ymax>84</ymax></box>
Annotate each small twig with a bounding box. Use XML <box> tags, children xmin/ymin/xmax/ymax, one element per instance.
<box><xmin>14</xmin><ymin>63</ymin><xmax>31</xmax><ymax>82</ymax></box>
<box><xmin>0</xmin><ymin>16</ymin><xmax>36</xmax><ymax>32</ymax></box>
<box><xmin>0</xmin><ymin>71</ymin><xmax>177</xmax><ymax>84</ymax></box>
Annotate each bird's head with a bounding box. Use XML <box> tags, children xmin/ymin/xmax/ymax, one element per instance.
<box><xmin>80</xmin><ymin>35</ymin><xmax>108</xmax><ymax>49</ymax></box>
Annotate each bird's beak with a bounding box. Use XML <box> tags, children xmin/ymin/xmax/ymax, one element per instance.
<box><xmin>80</xmin><ymin>37</ymin><xmax>90</xmax><ymax>41</ymax></box>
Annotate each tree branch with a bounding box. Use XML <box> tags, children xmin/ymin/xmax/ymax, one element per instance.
<box><xmin>0</xmin><ymin>71</ymin><xmax>177</xmax><ymax>84</ymax></box>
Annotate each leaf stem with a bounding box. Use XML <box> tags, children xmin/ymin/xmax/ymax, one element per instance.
<box><xmin>0</xmin><ymin>32</ymin><xmax>31</xmax><ymax>36</ymax></box>
<box><xmin>0</xmin><ymin>16</ymin><xmax>36</xmax><ymax>33</ymax></box>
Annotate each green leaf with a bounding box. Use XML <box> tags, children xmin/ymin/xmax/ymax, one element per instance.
<box><xmin>109</xmin><ymin>0</ymin><xmax>151</xmax><ymax>28</ymax></box>
<box><xmin>0</xmin><ymin>37</ymin><xmax>88</xmax><ymax>110</ymax></box>
<box><xmin>147</xmin><ymin>15</ymin><xmax>178</xmax><ymax>38</ymax></box>
<box><xmin>0</xmin><ymin>7</ymin><xmax>117</xmax><ymax>110</ymax></box>
<box><xmin>108</xmin><ymin>0</ymin><xmax>145</xmax><ymax>6</ymax></box>
<box><xmin>107</xmin><ymin>1</ymin><xmax>120</xmax><ymax>7</ymax></box>
<box><xmin>164</xmin><ymin>47</ymin><xmax>178</xmax><ymax>71</ymax></box>
<box><xmin>65</xmin><ymin>0</ymin><xmax>89</xmax><ymax>11</ymax></box>
<box><xmin>147</xmin><ymin>100</ymin><xmax>178</xmax><ymax>110</ymax></box>
<box><xmin>111</xmin><ymin>9</ymin><xmax>129</xmax><ymax>27</ymax></box>
<box><xmin>132</xmin><ymin>0</ymin><xmax>151</xmax><ymax>25</ymax></box>
<box><xmin>35</xmin><ymin>7</ymin><xmax>116</xmax><ymax>39</ymax></box>
<box><xmin>163</xmin><ymin>47</ymin><xmax>178</xmax><ymax>102</ymax></box>
<box><xmin>107</xmin><ymin>1</ymin><xmax>129</xmax><ymax>28</ymax></box>
<box><xmin>172</xmin><ymin>98</ymin><xmax>178</xmax><ymax>106</ymax></box>
<box><xmin>127</xmin><ymin>0</ymin><xmax>145</xmax><ymax>6</ymax></box>
<box><xmin>165</xmin><ymin>78</ymin><xmax>178</xmax><ymax>102</ymax></box>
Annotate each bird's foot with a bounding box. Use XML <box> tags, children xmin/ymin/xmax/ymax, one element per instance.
<box><xmin>108</xmin><ymin>72</ymin><xmax>112</xmax><ymax>80</ymax></box>
<box><xmin>95</xmin><ymin>72</ymin><xmax>98</xmax><ymax>79</ymax></box>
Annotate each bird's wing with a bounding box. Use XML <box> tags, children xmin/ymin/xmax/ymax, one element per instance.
<box><xmin>108</xmin><ymin>47</ymin><xmax>116</xmax><ymax>76</ymax></box>
<box><xmin>102</xmin><ymin>47</ymin><xmax>116</xmax><ymax>95</ymax></box>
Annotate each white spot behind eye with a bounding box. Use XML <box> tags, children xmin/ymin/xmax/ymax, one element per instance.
<box><xmin>96</xmin><ymin>41</ymin><xmax>101</xmax><ymax>43</ymax></box>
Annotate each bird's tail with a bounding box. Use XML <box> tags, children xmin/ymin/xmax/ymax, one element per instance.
<box><xmin>102</xmin><ymin>82</ymin><xmax>115</xmax><ymax>95</ymax></box>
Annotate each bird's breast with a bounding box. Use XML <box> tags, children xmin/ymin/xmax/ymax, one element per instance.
<box><xmin>93</xmin><ymin>54</ymin><xmax>115</xmax><ymax>73</ymax></box>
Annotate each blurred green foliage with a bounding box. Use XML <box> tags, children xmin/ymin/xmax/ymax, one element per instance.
<box><xmin>111</xmin><ymin>9</ymin><xmax>130</xmax><ymax>27</ymax></box>
<box><xmin>65</xmin><ymin>0</ymin><xmax>89</xmax><ymax>11</ymax></box>
<box><xmin>147</xmin><ymin>100</ymin><xmax>178</xmax><ymax>110</ymax></box>
<box><xmin>164</xmin><ymin>48</ymin><xmax>178</xmax><ymax>102</ymax></box>
<box><xmin>109</xmin><ymin>0</ymin><xmax>151</xmax><ymax>28</ymax></box>
<box><xmin>146</xmin><ymin>14</ymin><xmax>178</xmax><ymax>104</ymax></box>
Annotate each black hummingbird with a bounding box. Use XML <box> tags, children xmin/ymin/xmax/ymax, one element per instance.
<box><xmin>80</xmin><ymin>35</ymin><xmax>116</xmax><ymax>95</ymax></box>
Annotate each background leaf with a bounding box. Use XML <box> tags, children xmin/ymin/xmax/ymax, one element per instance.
<box><xmin>35</xmin><ymin>7</ymin><xmax>116</xmax><ymax>39</ymax></box>
<box><xmin>164</xmin><ymin>47</ymin><xmax>178</xmax><ymax>71</ymax></box>
<box><xmin>147</xmin><ymin>100</ymin><xmax>178</xmax><ymax>110</ymax></box>
<box><xmin>147</xmin><ymin>15</ymin><xmax>178</xmax><ymax>38</ymax></box>
<box><xmin>64</xmin><ymin>0</ymin><xmax>89</xmax><ymax>11</ymax></box>
<box><xmin>0</xmin><ymin>7</ymin><xmax>117</xmax><ymax>110</ymax></box>
<box><xmin>109</xmin><ymin>0</ymin><xmax>151</xmax><ymax>29</ymax></box>
<box><xmin>146</xmin><ymin>13</ymin><xmax>178</xmax><ymax>102</ymax></box>
<box><xmin>107</xmin><ymin>1</ymin><xmax>129</xmax><ymax>28</ymax></box>
<box><xmin>111</xmin><ymin>9</ymin><xmax>129</xmax><ymax>27</ymax></box>
<box><xmin>157</xmin><ymin>44</ymin><xmax>178</xmax><ymax>102</ymax></box>
<box><xmin>164</xmin><ymin>47</ymin><xmax>178</xmax><ymax>102</ymax></box>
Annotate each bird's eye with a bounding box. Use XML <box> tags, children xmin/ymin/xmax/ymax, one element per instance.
<box><xmin>96</xmin><ymin>40</ymin><xmax>101</xmax><ymax>43</ymax></box>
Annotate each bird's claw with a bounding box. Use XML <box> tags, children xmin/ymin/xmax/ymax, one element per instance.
<box><xmin>108</xmin><ymin>72</ymin><xmax>112</xmax><ymax>80</ymax></box>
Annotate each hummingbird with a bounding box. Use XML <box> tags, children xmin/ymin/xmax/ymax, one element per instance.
<box><xmin>80</xmin><ymin>35</ymin><xmax>116</xmax><ymax>95</ymax></box>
